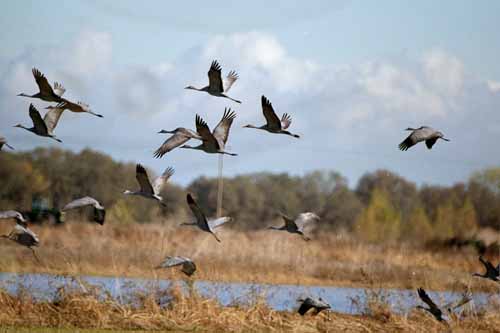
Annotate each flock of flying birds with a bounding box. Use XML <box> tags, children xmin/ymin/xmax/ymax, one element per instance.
<box><xmin>0</xmin><ymin>61</ymin><xmax>498</xmax><ymax>319</ymax></box>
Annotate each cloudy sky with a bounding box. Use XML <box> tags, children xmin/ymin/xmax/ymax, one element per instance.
<box><xmin>1</xmin><ymin>0</ymin><xmax>499</xmax><ymax>187</ymax></box>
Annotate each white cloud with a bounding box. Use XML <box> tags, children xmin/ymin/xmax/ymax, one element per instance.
<box><xmin>487</xmin><ymin>80</ymin><xmax>500</xmax><ymax>93</ymax></box>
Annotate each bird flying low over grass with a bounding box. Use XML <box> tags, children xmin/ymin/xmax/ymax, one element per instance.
<box><xmin>156</xmin><ymin>256</ymin><xmax>197</xmax><ymax>277</ymax></box>
<box><xmin>124</xmin><ymin>165</ymin><xmax>174</xmax><ymax>207</ymax></box>
<box><xmin>17</xmin><ymin>68</ymin><xmax>65</xmax><ymax>103</ymax></box>
<box><xmin>14</xmin><ymin>104</ymin><xmax>64</xmax><ymax>143</ymax></box>
<box><xmin>181</xmin><ymin>109</ymin><xmax>238</xmax><ymax>156</ymax></box>
<box><xmin>185</xmin><ymin>60</ymin><xmax>241</xmax><ymax>103</ymax></box>
<box><xmin>398</xmin><ymin>126</ymin><xmax>450</xmax><ymax>151</ymax></box>
<box><xmin>473</xmin><ymin>256</ymin><xmax>499</xmax><ymax>282</ymax></box>
<box><xmin>0</xmin><ymin>136</ymin><xmax>14</xmax><ymax>151</ymax></box>
<box><xmin>0</xmin><ymin>219</ymin><xmax>40</xmax><ymax>263</ymax></box>
<box><xmin>268</xmin><ymin>212</ymin><xmax>320</xmax><ymax>241</ymax></box>
<box><xmin>62</xmin><ymin>197</ymin><xmax>106</xmax><ymax>225</ymax></box>
<box><xmin>297</xmin><ymin>297</ymin><xmax>331</xmax><ymax>316</ymax></box>
<box><xmin>154</xmin><ymin>127</ymin><xmax>203</xmax><ymax>158</ymax></box>
<box><xmin>243</xmin><ymin>95</ymin><xmax>300</xmax><ymax>138</ymax></box>
<box><xmin>181</xmin><ymin>193</ymin><xmax>232</xmax><ymax>243</ymax></box>
<box><xmin>416</xmin><ymin>287</ymin><xmax>471</xmax><ymax>323</ymax></box>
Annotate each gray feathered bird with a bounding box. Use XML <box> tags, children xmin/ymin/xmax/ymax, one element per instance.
<box><xmin>268</xmin><ymin>212</ymin><xmax>320</xmax><ymax>241</ymax></box>
<box><xmin>416</xmin><ymin>287</ymin><xmax>471</xmax><ymax>322</ymax></box>
<box><xmin>62</xmin><ymin>197</ymin><xmax>106</xmax><ymax>225</ymax></box>
<box><xmin>181</xmin><ymin>193</ymin><xmax>232</xmax><ymax>243</ymax></box>
<box><xmin>17</xmin><ymin>68</ymin><xmax>65</xmax><ymax>103</ymax></box>
<box><xmin>156</xmin><ymin>256</ymin><xmax>196</xmax><ymax>277</ymax></box>
<box><xmin>185</xmin><ymin>60</ymin><xmax>241</xmax><ymax>103</ymax></box>
<box><xmin>14</xmin><ymin>104</ymin><xmax>64</xmax><ymax>143</ymax></box>
<box><xmin>154</xmin><ymin>128</ymin><xmax>203</xmax><ymax>158</ymax></box>
<box><xmin>124</xmin><ymin>165</ymin><xmax>174</xmax><ymax>206</ymax></box>
<box><xmin>243</xmin><ymin>95</ymin><xmax>300</xmax><ymax>138</ymax></box>
<box><xmin>398</xmin><ymin>126</ymin><xmax>450</xmax><ymax>151</ymax></box>
<box><xmin>1</xmin><ymin>224</ymin><xmax>40</xmax><ymax>262</ymax></box>
<box><xmin>297</xmin><ymin>297</ymin><xmax>330</xmax><ymax>315</ymax></box>
<box><xmin>180</xmin><ymin>109</ymin><xmax>237</xmax><ymax>156</ymax></box>
<box><xmin>473</xmin><ymin>256</ymin><xmax>499</xmax><ymax>282</ymax></box>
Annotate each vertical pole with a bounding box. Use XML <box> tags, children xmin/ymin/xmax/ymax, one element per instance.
<box><xmin>216</xmin><ymin>154</ymin><xmax>224</xmax><ymax>218</ymax></box>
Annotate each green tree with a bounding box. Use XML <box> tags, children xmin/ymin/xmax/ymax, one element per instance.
<box><xmin>401</xmin><ymin>206</ymin><xmax>433</xmax><ymax>242</ymax></box>
<box><xmin>355</xmin><ymin>189</ymin><xmax>401</xmax><ymax>242</ymax></box>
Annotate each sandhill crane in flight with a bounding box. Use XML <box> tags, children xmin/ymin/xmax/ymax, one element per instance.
<box><xmin>297</xmin><ymin>297</ymin><xmax>331</xmax><ymax>316</ymax></box>
<box><xmin>416</xmin><ymin>288</ymin><xmax>471</xmax><ymax>322</ymax></box>
<box><xmin>0</xmin><ymin>210</ymin><xmax>27</xmax><ymax>227</ymax></box>
<box><xmin>123</xmin><ymin>165</ymin><xmax>174</xmax><ymax>206</ymax></box>
<box><xmin>48</xmin><ymin>100</ymin><xmax>103</xmax><ymax>118</ymax></box>
<box><xmin>473</xmin><ymin>256</ymin><xmax>499</xmax><ymax>282</ymax></box>
<box><xmin>1</xmin><ymin>224</ymin><xmax>40</xmax><ymax>263</ymax></box>
<box><xmin>268</xmin><ymin>212</ymin><xmax>320</xmax><ymax>241</ymax></box>
<box><xmin>398</xmin><ymin>126</ymin><xmax>450</xmax><ymax>151</ymax></box>
<box><xmin>62</xmin><ymin>197</ymin><xmax>106</xmax><ymax>225</ymax></box>
<box><xmin>17</xmin><ymin>68</ymin><xmax>65</xmax><ymax>103</ymax></box>
<box><xmin>156</xmin><ymin>256</ymin><xmax>197</xmax><ymax>277</ymax></box>
<box><xmin>181</xmin><ymin>193</ymin><xmax>232</xmax><ymax>243</ymax></box>
<box><xmin>0</xmin><ymin>136</ymin><xmax>14</xmax><ymax>151</ymax></box>
<box><xmin>14</xmin><ymin>104</ymin><xmax>64</xmax><ymax>143</ymax></box>
<box><xmin>243</xmin><ymin>96</ymin><xmax>300</xmax><ymax>138</ymax></box>
<box><xmin>181</xmin><ymin>109</ymin><xmax>237</xmax><ymax>156</ymax></box>
<box><xmin>185</xmin><ymin>60</ymin><xmax>241</xmax><ymax>104</ymax></box>
<box><xmin>154</xmin><ymin>128</ymin><xmax>203</xmax><ymax>158</ymax></box>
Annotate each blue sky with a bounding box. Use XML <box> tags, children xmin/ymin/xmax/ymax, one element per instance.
<box><xmin>1</xmin><ymin>0</ymin><xmax>499</xmax><ymax>187</ymax></box>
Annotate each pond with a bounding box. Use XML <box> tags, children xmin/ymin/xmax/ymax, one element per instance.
<box><xmin>0</xmin><ymin>272</ymin><xmax>496</xmax><ymax>314</ymax></box>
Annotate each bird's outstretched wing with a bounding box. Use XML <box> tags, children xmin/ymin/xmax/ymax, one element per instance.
<box><xmin>135</xmin><ymin>164</ymin><xmax>155</xmax><ymax>195</ymax></box>
<box><xmin>443</xmin><ymin>291</ymin><xmax>472</xmax><ymax>311</ymax></box>
<box><xmin>0</xmin><ymin>210</ymin><xmax>25</xmax><ymax>222</ymax></box>
<box><xmin>63</xmin><ymin>197</ymin><xmax>101</xmax><ymax>211</ymax></box>
<box><xmin>32</xmin><ymin>68</ymin><xmax>55</xmax><ymax>96</ymax></box>
<box><xmin>295</xmin><ymin>212</ymin><xmax>319</xmax><ymax>230</ymax></box>
<box><xmin>208</xmin><ymin>216</ymin><xmax>232</xmax><ymax>230</ymax></box>
<box><xmin>280</xmin><ymin>113</ymin><xmax>293</xmax><ymax>130</ymax></box>
<box><xmin>29</xmin><ymin>104</ymin><xmax>49</xmax><ymax>134</ymax></box>
<box><xmin>195</xmin><ymin>115</ymin><xmax>219</xmax><ymax>149</ymax></box>
<box><xmin>224</xmin><ymin>70</ymin><xmax>239</xmax><ymax>93</ymax></box>
<box><xmin>207</xmin><ymin>60</ymin><xmax>224</xmax><ymax>93</ymax></box>
<box><xmin>425</xmin><ymin>138</ymin><xmax>438</xmax><ymax>149</ymax></box>
<box><xmin>186</xmin><ymin>194</ymin><xmax>209</xmax><ymax>229</ymax></box>
<box><xmin>158</xmin><ymin>256</ymin><xmax>191</xmax><ymax>268</ymax></box>
<box><xmin>153</xmin><ymin>167</ymin><xmax>174</xmax><ymax>195</ymax></box>
<box><xmin>43</xmin><ymin>106</ymin><xmax>65</xmax><ymax>134</ymax></box>
<box><xmin>261</xmin><ymin>96</ymin><xmax>282</xmax><ymax>130</ymax></box>
<box><xmin>298</xmin><ymin>301</ymin><xmax>313</xmax><ymax>315</ymax></box>
<box><xmin>13</xmin><ymin>224</ymin><xmax>40</xmax><ymax>244</ymax></box>
<box><xmin>154</xmin><ymin>133</ymin><xmax>192</xmax><ymax>158</ymax></box>
<box><xmin>213</xmin><ymin>108</ymin><xmax>236</xmax><ymax>146</ymax></box>
<box><xmin>53</xmin><ymin>82</ymin><xmax>66</xmax><ymax>97</ymax></box>
<box><xmin>417</xmin><ymin>288</ymin><xmax>440</xmax><ymax>312</ymax></box>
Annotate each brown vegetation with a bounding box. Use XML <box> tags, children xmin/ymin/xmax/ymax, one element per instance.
<box><xmin>0</xmin><ymin>222</ymin><xmax>498</xmax><ymax>292</ymax></box>
<box><xmin>0</xmin><ymin>280</ymin><xmax>498</xmax><ymax>332</ymax></box>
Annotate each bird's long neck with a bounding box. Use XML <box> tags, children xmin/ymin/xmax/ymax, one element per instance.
<box><xmin>180</xmin><ymin>222</ymin><xmax>197</xmax><ymax>226</ymax></box>
<box><xmin>182</xmin><ymin>144</ymin><xmax>203</xmax><ymax>151</ymax></box>
<box><xmin>17</xmin><ymin>93</ymin><xmax>35</xmax><ymax>98</ymax></box>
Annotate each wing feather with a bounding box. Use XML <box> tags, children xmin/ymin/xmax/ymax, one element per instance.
<box><xmin>224</xmin><ymin>70</ymin><xmax>239</xmax><ymax>92</ymax></box>
<box><xmin>63</xmin><ymin>197</ymin><xmax>101</xmax><ymax>211</ymax></box>
<box><xmin>153</xmin><ymin>167</ymin><xmax>174</xmax><ymax>195</ymax></box>
<box><xmin>261</xmin><ymin>96</ymin><xmax>282</xmax><ymax>130</ymax></box>
<box><xmin>28</xmin><ymin>104</ymin><xmax>49</xmax><ymax>134</ymax></box>
<box><xmin>135</xmin><ymin>164</ymin><xmax>155</xmax><ymax>195</ymax></box>
<box><xmin>32</xmin><ymin>68</ymin><xmax>55</xmax><ymax>96</ymax></box>
<box><xmin>207</xmin><ymin>60</ymin><xmax>224</xmax><ymax>93</ymax></box>
<box><xmin>212</xmin><ymin>108</ymin><xmax>236</xmax><ymax>146</ymax></box>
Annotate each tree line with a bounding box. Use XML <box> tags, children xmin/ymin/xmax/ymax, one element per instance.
<box><xmin>1</xmin><ymin>148</ymin><xmax>499</xmax><ymax>242</ymax></box>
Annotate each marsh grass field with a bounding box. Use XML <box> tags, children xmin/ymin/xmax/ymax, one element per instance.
<box><xmin>0</xmin><ymin>221</ymin><xmax>499</xmax><ymax>332</ymax></box>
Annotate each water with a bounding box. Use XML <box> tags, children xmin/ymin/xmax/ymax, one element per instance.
<box><xmin>0</xmin><ymin>272</ymin><xmax>496</xmax><ymax>314</ymax></box>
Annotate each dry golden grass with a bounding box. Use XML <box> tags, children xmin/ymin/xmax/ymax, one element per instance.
<box><xmin>0</xmin><ymin>221</ymin><xmax>498</xmax><ymax>293</ymax></box>
<box><xmin>0</xmin><ymin>281</ymin><xmax>499</xmax><ymax>333</ymax></box>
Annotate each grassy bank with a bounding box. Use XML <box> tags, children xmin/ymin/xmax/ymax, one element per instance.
<box><xmin>0</xmin><ymin>222</ymin><xmax>499</xmax><ymax>292</ymax></box>
<box><xmin>0</xmin><ymin>282</ymin><xmax>499</xmax><ymax>333</ymax></box>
